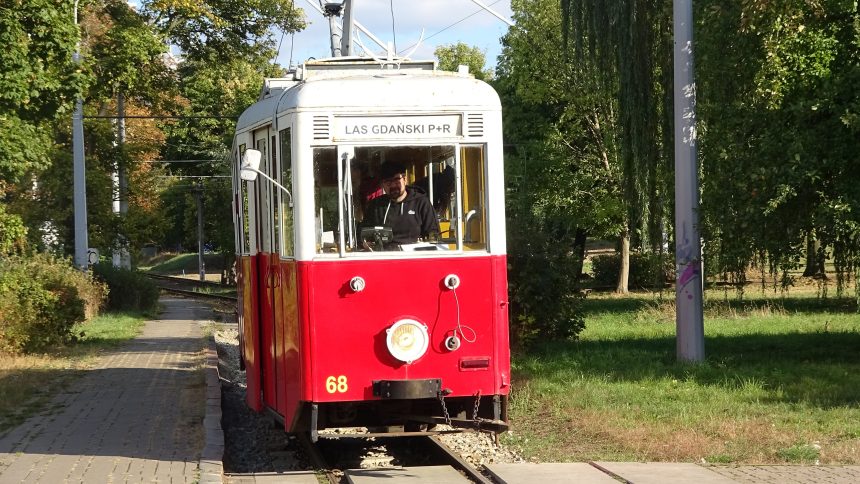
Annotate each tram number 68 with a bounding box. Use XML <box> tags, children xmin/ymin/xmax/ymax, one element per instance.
<box><xmin>325</xmin><ymin>375</ymin><xmax>348</xmax><ymax>394</ymax></box>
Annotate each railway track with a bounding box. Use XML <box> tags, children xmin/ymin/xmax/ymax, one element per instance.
<box><xmin>228</xmin><ymin>431</ymin><xmax>494</xmax><ymax>483</ymax></box>
<box><xmin>145</xmin><ymin>273</ymin><xmax>237</xmax><ymax>302</ymax></box>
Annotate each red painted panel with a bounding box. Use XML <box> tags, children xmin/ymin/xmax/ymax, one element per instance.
<box><xmin>272</xmin><ymin>254</ymin><xmax>286</xmax><ymax>415</ymax></box>
<box><xmin>298</xmin><ymin>256</ymin><xmax>508</xmax><ymax>403</ymax></box>
<box><xmin>491</xmin><ymin>255</ymin><xmax>511</xmax><ymax>395</ymax></box>
<box><xmin>238</xmin><ymin>255</ymin><xmax>262</xmax><ymax>411</ymax></box>
<box><xmin>257</xmin><ymin>253</ymin><xmax>277</xmax><ymax>408</ymax></box>
<box><xmin>277</xmin><ymin>260</ymin><xmax>302</xmax><ymax>429</ymax></box>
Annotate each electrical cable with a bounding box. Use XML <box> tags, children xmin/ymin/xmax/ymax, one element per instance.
<box><xmin>273</xmin><ymin>29</ymin><xmax>286</xmax><ymax>65</ymax></box>
<box><xmin>398</xmin><ymin>0</ymin><xmax>505</xmax><ymax>55</ymax></box>
<box><xmin>452</xmin><ymin>288</ymin><xmax>477</xmax><ymax>343</ymax></box>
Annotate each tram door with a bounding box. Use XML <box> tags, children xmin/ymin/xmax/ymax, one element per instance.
<box><xmin>252</xmin><ymin>128</ymin><xmax>280</xmax><ymax>411</ymax></box>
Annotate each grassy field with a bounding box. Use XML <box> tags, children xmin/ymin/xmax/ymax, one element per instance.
<box><xmin>505</xmin><ymin>286</ymin><xmax>860</xmax><ymax>464</ymax></box>
<box><xmin>0</xmin><ymin>313</ymin><xmax>146</xmax><ymax>433</ymax></box>
<box><xmin>141</xmin><ymin>252</ymin><xmax>226</xmax><ymax>276</ymax></box>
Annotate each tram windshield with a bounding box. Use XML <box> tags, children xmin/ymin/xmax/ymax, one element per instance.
<box><xmin>313</xmin><ymin>144</ymin><xmax>487</xmax><ymax>255</ymax></box>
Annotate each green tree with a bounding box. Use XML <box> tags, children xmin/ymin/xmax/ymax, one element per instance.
<box><xmin>140</xmin><ymin>0</ymin><xmax>305</xmax><ymax>62</ymax></box>
<box><xmin>560</xmin><ymin>0</ymin><xmax>675</xmax><ymax>293</ymax></box>
<box><xmin>435</xmin><ymin>42</ymin><xmax>492</xmax><ymax>80</ymax></box>
<box><xmin>0</xmin><ymin>0</ymin><xmax>84</xmax><ymax>185</ymax></box>
<box><xmin>0</xmin><ymin>205</ymin><xmax>27</xmax><ymax>255</ymax></box>
<box><xmin>495</xmin><ymin>0</ymin><xmax>636</xmax><ymax>344</ymax></box>
<box><xmin>696</xmin><ymin>0</ymin><xmax>860</xmax><ymax>294</ymax></box>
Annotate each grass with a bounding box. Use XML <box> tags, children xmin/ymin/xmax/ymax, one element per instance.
<box><xmin>141</xmin><ymin>252</ymin><xmax>226</xmax><ymax>275</ymax></box>
<box><xmin>505</xmin><ymin>287</ymin><xmax>860</xmax><ymax>465</ymax></box>
<box><xmin>0</xmin><ymin>312</ymin><xmax>146</xmax><ymax>433</ymax></box>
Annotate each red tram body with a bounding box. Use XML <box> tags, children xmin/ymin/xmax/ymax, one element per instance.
<box><xmin>231</xmin><ymin>58</ymin><xmax>510</xmax><ymax>438</ymax></box>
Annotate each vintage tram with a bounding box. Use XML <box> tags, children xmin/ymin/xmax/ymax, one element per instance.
<box><xmin>230</xmin><ymin>57</ymin><xmax>510</xmax><ymax>439</ymax></box>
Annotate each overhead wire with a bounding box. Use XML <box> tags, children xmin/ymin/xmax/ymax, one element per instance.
<box><xmin>397</xmin><ymin>0</ymin><xmax>506</xmax><ymax>55</ymax></box>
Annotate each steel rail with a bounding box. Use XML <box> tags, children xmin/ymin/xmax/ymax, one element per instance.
<box><xmin>294</xmin><ymin>432</ymin><xmax>340</xmax><ymax>484</ymax></box>
<box><xmin>424</xmin><ymin>435</ymin><xmax>494</xmax><ymax>484</ymax></box>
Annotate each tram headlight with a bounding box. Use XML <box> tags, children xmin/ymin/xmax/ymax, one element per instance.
<box><xmin>385</xmin><ymin>319</ymin><xmax>429</xmax><ymax>364</ymax></box>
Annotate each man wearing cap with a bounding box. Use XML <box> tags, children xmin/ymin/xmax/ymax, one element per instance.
<box><xmin>363</xmin><ymin>161</ymin><xmax>440</xmax><ymax>247</ymax></box>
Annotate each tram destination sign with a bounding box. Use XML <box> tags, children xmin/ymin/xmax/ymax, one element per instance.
<box><xmin>334</xmin><ymin>115</ymin><xmax>462</xmax><ymax>140</ymax></box>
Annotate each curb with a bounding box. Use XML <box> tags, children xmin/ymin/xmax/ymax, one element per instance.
<box><xmin>199</xmin><ymin>338</ymin><xmax>225</xmax><ymax>483</ymax></box>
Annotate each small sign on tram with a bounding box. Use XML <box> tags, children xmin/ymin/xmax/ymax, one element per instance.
<box><xmin>334</xmin><ymin>115</ymin><xmax>462</xmax><ymax>141</ymax></box>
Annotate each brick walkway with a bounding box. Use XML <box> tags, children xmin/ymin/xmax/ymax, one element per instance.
<box><xmin>0</xmin><ymin>297</ymin><xmax>214</xmax><ymax>484</ymax></box>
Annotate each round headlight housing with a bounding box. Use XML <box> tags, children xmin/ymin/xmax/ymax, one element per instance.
<box><xmin>385</xmin><ymin>319</ymin><xmax>430</xmax><ymax>364</ymax></box>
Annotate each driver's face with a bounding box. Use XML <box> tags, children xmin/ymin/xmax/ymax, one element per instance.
<box><xmin>382</xmin><ymin>174</ymin><xmax>407</xmax><ymax>199</ymax></box>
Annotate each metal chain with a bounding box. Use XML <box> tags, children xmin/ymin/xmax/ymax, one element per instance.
<box><xmin>473</xmin><ymin>390</ymin><xmax>482</xmax><ymax>431</ymax></box>
<box><xmin>437</xmin><ymin>391</ymin><xmax>452</xmax><ymax>426</ymax></box>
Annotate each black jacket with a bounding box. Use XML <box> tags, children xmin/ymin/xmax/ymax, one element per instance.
<box><xmin>363</xmin><ymin>187</ymin><xmax>440</xmax><ymax>244</ymax></box>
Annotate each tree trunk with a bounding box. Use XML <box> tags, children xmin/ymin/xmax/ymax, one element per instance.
<box><xmin>802</xmin><ymin>232</ymin><xmax>822</xmax><ymax>277</ymax></box>
<box><xmin>572</xmin><ymin>228</ymin><xmax>588</xmax><ymax>288</ymax></box>
<box><xmin>616</xmin><ymin>227</ymin><xmax>630</xmax><ymax>294</ymax></box>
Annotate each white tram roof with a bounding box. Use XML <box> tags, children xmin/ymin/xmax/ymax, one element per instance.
<box><xmin>235</xmin><ymin>57</ymin><xmax>500</xmax><ymax>133</ymax></box>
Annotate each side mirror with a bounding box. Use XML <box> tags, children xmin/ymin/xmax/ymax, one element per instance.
<box><xmin>240</xmin><ymin>149</ymin><xmax>262</xmax><ymax>181</ymax></box>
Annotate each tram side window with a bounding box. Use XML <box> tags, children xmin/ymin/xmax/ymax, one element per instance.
<box><xmin>279</xmin><ymin>128</ymin><xmax>294</xmax><ymax>257</ymax></box>
<box><xmin>313</xmin><ymin>147</ymin><xmax>339</xmax><ymax>253</ymax></box>
<box><xmin>239</xmin><ymin>144</ymin><xmax>251</xmax><ymax>254</ymax></box>
<box><xmin>460</xmin><ymin>145</ymin><xmax>487</xmax><ymax>251</ymax></box>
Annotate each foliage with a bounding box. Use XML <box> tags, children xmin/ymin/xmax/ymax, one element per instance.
<box><xmin>0</xmin><ymin>254</ymin><xmax>107</xmax><ymax>354</ymax></box>
<box><xmin>506</xmin><ymin>228</ymin><xmax>587</xmax><ymax>349</ymax></box>
<box><xmin>140</xmin><ymin>0</ymin><xmax>306</xmax><ymax>62</ymax></box>
<box><xmin>0</xmin><ymin>205</ymin><xmax>27</xmax><ymax>255</ymax></box>
<box><xmin>559</xmin><ymin>0</ymin><xmax>674</xmax><ymax>253</ymax></box>
<box><xmin>696</xmin><ymin>0</ymin><xmax>860</xmax><ymax>297</ymax></box>
<box><xmin>434</xmin><ymin>42</ymin><xmax>492</xmax><ymax>80</ymax></box>
<box><xmin>92</xmin><ymin>262</ymin><xmax>159</xmax><ymax>313</ymax></box>
<box><xmin>0</xmin><ymin>0</ymin><xmax>84</xmax><ymax>185</ymax></box>
<box><xmin>0</xmin><ymin>0</ymin><xmax>305</xmax><ymax>265</ymax></box>
<box><xmin>590</xmin><ymin>252</ymin><xmax>673</xmax><ymax>289</ymax></box>
<box><xmin>87</xmin><ymin>0</ymin><xmax>176</xmax><ymax>105</ymax></box>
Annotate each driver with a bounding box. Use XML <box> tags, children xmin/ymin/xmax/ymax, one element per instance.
<box><xmin>362</xmin><ymin>161</ymin><xmax>440</xmax><ymax>246</ymax></box>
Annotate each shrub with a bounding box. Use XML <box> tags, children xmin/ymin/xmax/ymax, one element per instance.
<box><xmin>506</xmin><ymin>220</ymin><xmax>587</xmax><ymax>349</ymax></box>
<box><xmin>0</xmin><ymin>254</ymin><xmax>107</xmax><ymax>354</ymax></box>
<box><xmin>0</xmin><ymin>206</ymin><xmax>27</xmax><ymax>255</ymax></box>
<box><xmin>591</xmin><ymin>252</ymin><xmax>674</xmax><ymax>289</ymax></box>
<box><xmin>92</xmin><ymin>263</ymin><xmax>159</xmax><ymax>313</ymax></box>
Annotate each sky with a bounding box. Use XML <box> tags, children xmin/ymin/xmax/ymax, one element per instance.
<box><xmin>276</xmin><ymin>0</ymin><xmax>513</xmax><ymax>72</ymax></box>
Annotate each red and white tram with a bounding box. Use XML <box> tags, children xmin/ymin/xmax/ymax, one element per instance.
<box><xmin>230</xmin><ymin>57</ymin><xmax>510</xmax><ymax>439</ymax></box>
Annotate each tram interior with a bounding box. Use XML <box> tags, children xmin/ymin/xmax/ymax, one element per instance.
<box><xmin>313</xmin><ymin>145</ymin><xmax>487</xmax><ymax>254</ymax></box>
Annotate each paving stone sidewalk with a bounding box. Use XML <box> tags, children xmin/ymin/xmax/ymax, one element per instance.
<box><xmin>0</xmin><ymin>296</ymin><xmax>220</xmax><ymax>484</ymax></box>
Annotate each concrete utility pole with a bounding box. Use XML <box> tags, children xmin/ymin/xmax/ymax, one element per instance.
<box><xmin>114</xmin><ymin>91</ymin><xmax>131</xmax><ymax>269</ymax></box>
<box><xmin>72</xmin><ymin>0</ymin><xmax>89</xmax><ymax>270</ymax></box>
<box><xmin>196</xmin><ymin>182</ymin><xmax>206</xmax><ymax>282</ymax></box>
<box><xmin>673</xmin><ymin>0</ymin><xmax>705</xmax><ymax>362</ymax></box>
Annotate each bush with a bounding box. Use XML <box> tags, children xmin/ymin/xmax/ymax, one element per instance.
<box><xmin>591</xmin><ymin>252</ymin><xmax>674</xmax><ymax>289</ymax></box>
<box><xmin>92</xmin><ymin>263</ymin><xmax>159</xmax><ymax>313</ymax></box>
<box><xmin>506</xmin><ymin>209</ymin><xmax>587</xmax><ymax>349</ymax></box>
<box><xmin>0</xmin><ymin>206</ymin><xmax>27</xmax><ymax>255</ymax></box>
<box><xmin>0</xmin><ymin>254</ymin><xmax>107</xmax><ymax>354</ymax></box>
